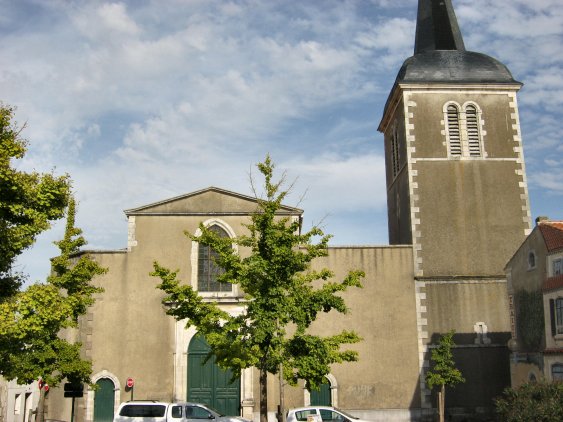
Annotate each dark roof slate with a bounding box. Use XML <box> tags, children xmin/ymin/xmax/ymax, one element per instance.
<box><xmin>395</xmin><ymin>0</ymin><xmax>519</xmax><ymax>85</ymax></box>
<box><xmin>396</xmin><ymin>50</ymin><xmax>518</xmax><ymax>84</ymax></box>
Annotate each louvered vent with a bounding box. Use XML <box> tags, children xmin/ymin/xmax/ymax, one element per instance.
<box><xmin>391</xmin><ymin>126</ymin><xmax>400</xmax><ymax>178</ymax></box>
<box><xmin>447</xmin><ymin>105</ymin><xmax>461</xmax><ymax>156</ymax></box>
<box><xmin>465</xmin><ymin>105</ymin><xmax>481</xmax><ymax>156</ymax></box>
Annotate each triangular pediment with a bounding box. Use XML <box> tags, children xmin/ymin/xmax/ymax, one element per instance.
<box><xmin>124</xmin><ymin>187</ymin><xmax>303</xmax><ymax>216</ymax></box>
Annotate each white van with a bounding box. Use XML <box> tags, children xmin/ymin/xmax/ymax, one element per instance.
<box><xmin>113</xmin><ymin>401</ymin><xmax>251</xmax><ymax>422</ymax></box>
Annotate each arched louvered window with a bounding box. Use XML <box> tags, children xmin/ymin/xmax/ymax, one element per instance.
<box><xmin>446</xmin><ymin>104</ymin><xmax>462</xmax><ymax>156</ymax></box>
<box><xmin>390</xmin><ymin>124</ymin><xmax>400</xmax><ymax>178</ymax></box>
<box><xmin>198</xmin><ymin>225</ymin><xmax>231</xmax><ymax>292</ymax></box>
<box><xmin>443</xmin><ymin>102</ymin><xmax>485</xmax><ymax>158</ymax></box>
<box><xmin>465</xmin><ymin>104</ymin><xmax>481</xmax><ymax>156</ymax></box>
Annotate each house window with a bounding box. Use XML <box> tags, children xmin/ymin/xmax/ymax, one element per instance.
<box><xmin>528</xmin><ymin>251</ymin><xmax>536</xmax><ymax>270</ymax></box>
<box><xmin>444</xmin><ymin>102</ymin><xmax>484</xmax><ymax>158</ymax></box>
<box><xmin>198</xmin><ymin>225</ymin><xmax>231</xmax><ymax>292</ymax></box>
<box><xmin>556</xmin><ymin>298</ymin><xmax>563</xmax><ymax>335</ymax></box>
<box><xmin>553</xmin><ymin>258</ymin><xmax>562</xmax><ymax>276</ymax></box>
<box><xmin>552</xmin><ymin>364</ymin><xmax>563</xmax><ymax>381</ymax></box>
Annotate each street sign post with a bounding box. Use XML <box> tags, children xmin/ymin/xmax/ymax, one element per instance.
<box><xmin>126</xmin><ymin>377</ymin><xmax>135</xmax><ymax>400</ymax></box>
<box><xmin>64</xmin><ymin>383</ymin><xmax>84</xmax><ymax>422</ymax></box>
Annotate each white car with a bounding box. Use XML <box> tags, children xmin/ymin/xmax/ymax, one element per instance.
<box><xmin>114</xmin><ymin>401</ymin><xmax>251</xmax><ymax>422</ymax></box>
<box><xmin>286</xmin><ymin>407</ymin><xmax>369</xmax><ymax>422</ymax></box>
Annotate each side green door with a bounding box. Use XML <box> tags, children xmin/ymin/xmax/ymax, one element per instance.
<box><xmin>93</xmin><ymin>378</ymin><xmax>115</xmax><ymax>422</ymax></box>
<box><xmin>188</xmin><ymin>335</ymin><xmax>240</xmax><ymax>415</ymax></box>
<box><xmin>310</xmin><ymin>380</ymin><xmax>331</xmax><ymax>406</ymax></box>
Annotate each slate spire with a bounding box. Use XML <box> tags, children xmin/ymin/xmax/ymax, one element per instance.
<box><xmin>414</xmin><ymin>0</ymin><xmax>465</xmax><ymax>54</ymax></box>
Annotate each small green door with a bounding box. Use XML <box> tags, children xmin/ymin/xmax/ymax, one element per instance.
<box><xmin>188</xmin><ymin>334</ymin><xmax>240</xmax><ymax>415</ymax></box>
<box><xmin>310</xmin><ymin>380</ymin><xmax>331</xmax><ymax>406</ymax></box>
<box><xmin>94</xmin><ymin>378</ymin><xmax>115</xmax><ymax>422</ymax></box>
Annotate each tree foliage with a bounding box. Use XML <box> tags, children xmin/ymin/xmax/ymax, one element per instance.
<box><xmin>426</xmin><ymin>330</ymin><xmax>465</xmax><ymax>390</ymax></box>
<box><xmin>152</xmin><ymin>155</ymin><xmax>365</xmax><ymax>421</ymax></box>
<box><xmin>0</xmin><ymin>197</ymin><xmax>107</xmax><ymax>387</ymax></box>
<box><xmin>495</xmin><ymin>381</ymin><xmax>563</xmax><ymax>422</ymax></box>
<box><xmin>426</xmin><ymin>330</ymin><xmax>465</xmax><ymax>422</ymax></box>
<box><xmin>0</xmin><ymin>104</ymin><xmax>71</xmax><ymax>300</ymax></box>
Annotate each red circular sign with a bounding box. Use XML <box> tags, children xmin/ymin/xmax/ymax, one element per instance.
<box><xmin>126</xmin><ymin>378</ymin><xmax>134</xmax><ymax>388</ymax></box>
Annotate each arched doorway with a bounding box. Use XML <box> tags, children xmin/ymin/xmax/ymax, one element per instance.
<box><xmin>310</xmin><ymin>380</ymin><xmax>331</xmax><ymax>406</ymax></box>
<box><xmin>188</xmin><ymin>334</ymin><xmax>241</xmax><ymax>415</ymax></box>
<box><xmin>93</xmin><ymin>378</ymin><xmax>115</xmax><ymax>422</ymax></box>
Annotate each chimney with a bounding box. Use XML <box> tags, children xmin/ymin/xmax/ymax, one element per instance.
<box><xmin>535</xmin><ymin>216</ymin><xmax>549</xmax><ymax>225</ymax></box>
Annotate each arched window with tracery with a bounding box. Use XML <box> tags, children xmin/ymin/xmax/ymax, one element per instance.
<box><xmin>198</xmin><ymin>225</ymin><xmax>232</xmax><ymax>292</ymax></box>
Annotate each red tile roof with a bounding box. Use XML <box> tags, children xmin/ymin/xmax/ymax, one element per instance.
<box><xmin>543</xmin><ymin>274</ymin><xmax>563</xmax><ymax>292</ymax></box>
<box><xmin>538</xmin><ymin>221</ymin><xmax>563</xmax><ymax>252</ymax></box>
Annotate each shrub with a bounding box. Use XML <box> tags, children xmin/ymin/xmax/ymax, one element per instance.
<box><xmin>494</xmin><ymin>381</ymin><xmax>563</xmax><ymax>421</ymax></box>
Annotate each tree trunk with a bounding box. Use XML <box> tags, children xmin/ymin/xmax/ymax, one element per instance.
<box><xmin>279</xmin><ymin>363</ymin><xmax>285</xmax><ymax>422</ymax></box>
<box><xmin>260</xmin><ymin>368</ymin><xmax>268</xmax><ymax>422</ymax></box>
<box><xmin>438</xmin><ymin>384</ymin><xmax>445</xmax><ymax>422</ymax></box>
<box><xmin>36</xmin><ymin>388</ymin><xmax>46</xmax><ymax>422</ymax></box>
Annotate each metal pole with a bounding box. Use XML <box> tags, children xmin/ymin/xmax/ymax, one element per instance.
<box><xmin>279</xmin><ymin>363</ymin><xmax>285</xmax><ymax>422</ymax></box>
<box><xmin>70</xmin><ymin>397</ymin><xmax>75</xmax><ymax>422</ymax></box>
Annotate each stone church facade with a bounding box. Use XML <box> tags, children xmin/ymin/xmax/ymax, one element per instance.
<box><xmin>38</xmin><ymin>1</ymin><xmax>533</xmax><ymax>421</ymax></box>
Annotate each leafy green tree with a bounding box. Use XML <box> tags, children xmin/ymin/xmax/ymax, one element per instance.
<box><xmin>0</xmin><ymin>103</ymin><xmax>71</xmax><ymax>300</ymax></box>
<box><xmin>0</xmin><ymin>199</ymin><xmax>107</xmax><ymax>421</ymax></box>
<box><xmin>152</xmin><ymin>156</ymin><xmax>365</xmax><ymax>422</ymax></box>
<box><xmin>425</xmin><ymin>330</ymin><xmax>465</xmax><ymax>422</ymax></box>
<box><xmin>495</xmin><ymin>381</ymin><xmax>563</xmax><ymax>422</ymax></box>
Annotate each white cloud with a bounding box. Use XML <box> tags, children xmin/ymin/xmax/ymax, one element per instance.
<box><xmin>3</xmin><ymin>0</ymin><xmax>563</xmax><ymax>284</ymax></box>
<box><xmin>72</xmin><ymin>2</ymin><xmax>140</xmax><ymax>41</ymax></box>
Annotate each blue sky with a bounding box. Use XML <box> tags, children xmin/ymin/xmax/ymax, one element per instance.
<box><xmin>1</xmin><ymin>0</ymin><xmax>561</xmax><ymax>283</ymax></box>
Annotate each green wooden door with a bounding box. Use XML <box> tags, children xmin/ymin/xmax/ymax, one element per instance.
<box><xmin>188</xmin><ymin>335</ymin><xmax>240</xmax><ymax>415</ymax></box>
<box><xmin>93</xmin><ymin>378</ymin><xmax>115</xmax><ymax>422</ymax></box>
<box><xmin>310</xmin><ymin>381</ymin><xmax>331</xmax><ymax>406</ymax></box>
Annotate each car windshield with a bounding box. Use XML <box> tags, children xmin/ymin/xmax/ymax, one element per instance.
<box><xmin>199</xmin><ymin>404</ymin><xmax>224</xmax><ymax>417</ymax></box>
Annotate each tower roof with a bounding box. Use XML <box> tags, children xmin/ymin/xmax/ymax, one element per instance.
<box><xmin>396</xmin><ymin>0</ymin><xmax>518</xmax><ymax>84</ymax></box>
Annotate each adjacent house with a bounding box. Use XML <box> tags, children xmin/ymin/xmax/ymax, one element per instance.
<box><xmin>506</xmin><ymin>218</ymin><xmax>563</xmax><ymax>386</ymax></box>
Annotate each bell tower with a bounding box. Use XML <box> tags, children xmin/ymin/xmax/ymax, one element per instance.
<box><xmin>378</xmin><ymin>0</ymin><xmax>532</xmax><ymax>415</ymax></box>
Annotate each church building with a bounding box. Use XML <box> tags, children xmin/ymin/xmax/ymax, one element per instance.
<box><xmin>41</xmin><ymin>1</ymin><xmax>532</xmax><ymax>421</ymax></box>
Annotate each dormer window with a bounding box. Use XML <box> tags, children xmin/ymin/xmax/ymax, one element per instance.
<box><xmin>444</xmin><ymin>102</ymin><xmax>484</xmax><ymax>158</ymax></box>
